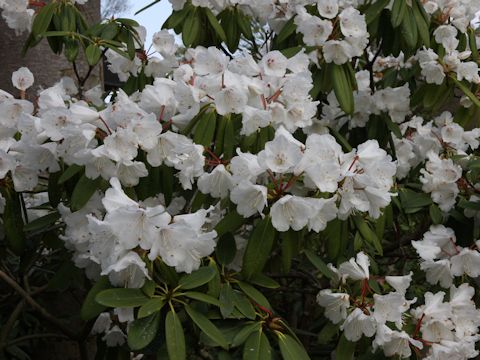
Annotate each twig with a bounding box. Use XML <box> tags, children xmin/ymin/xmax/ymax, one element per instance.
<box><xmin>0</xmin><ymin>271</ymin><xmax>78</xmax><ymax>339</ymax></box>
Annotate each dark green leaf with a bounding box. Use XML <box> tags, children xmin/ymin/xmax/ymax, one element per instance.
<box><xmin>194</xmin><ymin>111</ymin><xmax>217</xmax><ymax>147</ymax></box>
<box><xmin>95</xmin><ymin>288</ymin><xmax>150</xmax><ymax>308</ymax></box>
<box><xmin>23</xmin><ymin>212</ymin><xmax>60</xmax><ymax>233</ymax></box>
<box><xmin>183</xmin><ymin>291</ymin><xmax>221</xmax><ymax>306</ymax></box>
<box><xmin>249</xmin><ymin>274</ymin><xmax>280</xmax><ymax>289</ymax></box>
<box><xmin>232</xmin><ymin>322</ymin><xmax>262</xmax><ymax>347</ymax></box>
<box><xmin>85</xmin><ymin>44</ymin><xmax>102</xmax><ymax>66</ymax></box>
<box><xmin>182</xmin><ymin>9</ymin><xmax>201</xmax><ymax>47</ymax></box>
<box><xmin>216</xmin><ymin>232</ymin><xmax>237</xmax><ymax>265</ymax></box>
<box><xmin>81</xmin><ymin>277</ymin><xmax>111</xmax><ymax>320</ymax></box>
<box><xmin>138</xmin><ymin>298</ymin><xmax>165</xmax><ymax>319</ymax></box>
<box><xmin>335</xmin><ymin>334</ymin><xmax>356</xmax><ymax>360</ymax></box>
<box><xmin>332</xmin><ymin>64</ymin><xmax>354</xmax><ymax>115</ymax></box>
<box><xmin>32</xmin><ymin>3</ymin><xmax>56</xmax><ymax>36</ymax></box>
<box><xmin>233</xmin><ymin>291</ymin><xmax>256</xmax><ymax>320</ymax></box>
<box><xmin>215</xmin><ymin>210</ymin><xmax>246</xmax><ymax>236</ymax></box>
<box><xmin>242</xmin><ymin>216</ymin><xmax>276</xmax><ymax>279</ymax></box>
<box><xmin>127</xmin><ymin>312</ymin><xmax>161</xmax><ymax>350</ymax></box>
<box><xmin>220</xmin><ymin>283</ymin><xmax>236</xmax><ymax>318</ymax></box>
<box><xmin>179</xmin><ymin>266</ymin><xmax>216</xmax><ymax>290</ymax></box>
<box><xmin>243</xmin><ymin>330</ymin><xmax>271</xmax><ymax>360</ymax></box>
<box><xmin>185</xmin><ymin>305</ymin><xmax>229</xmax><ymax>349</ymax></box>
<box><xmin>278</xmin><ymin>334</ymin><xmax>310</xmax><ymax>360</ymax></box>
<box><xmin>365</xmin><ymin>0</ymin><xmax>390</xmax><ymax>24</ymax></box>
<box><xmin>275</xmin><ymin>16</ymin><xmax>296</xmax><ymax>44</ymax></box>
<box><xmin>304</xmin><ymin>250</ymin><xmax>334</xmax><ymax>279</ymax></box>
<box><xmin>390</xmin><ymin>0</ymin><xmax>407</xmax><ymax>28</ymax></box>
<box><xmin>237</xmin><ymin>282</ymin><xmax>271</xmax><ymax>310</ymax></box>
<box><xmin>205</xmin><ymin>8</ymin><xmax>227</xmax><ymax>42</ymax></box>
<box><xmin>71</xmin><ymin>175</ymin><xmax>101</xmax><ymax>211</ymax></box>
<box><xmin>166</xmin><ymin>310</ymin><xmax>186</xmax><ymax>360</ymax></box>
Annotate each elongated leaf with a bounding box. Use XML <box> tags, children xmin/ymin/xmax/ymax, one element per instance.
<box><xmin>95</xmin><ymin>288</ymin><xmax>149</xmax><ymax>308</ymax></box>
<box><xmin>390</xmin><ymin>0</ymin><xmax>407</xmax><ymax>28</ymax></box>
<box><xmin>183</xmin><ymin>291</ymin><xmax>221</xmax><ymax>306</ymax></box>
<box><xmin>243</xmin><ymin>330</ymin><xmax>271</xmax><ymax>360</ymax></box>
<box><xmin>24</xmin><ymin>212</ymin><xmax>60</xmax><ymax>233</ymax></box>
<box><xmin>215</xmin><ymin>210</ymin><xmax>245</xmax><ymax>236</ymax></box>
<box><xmin>32</xmin><ymin>2</ymin><xmax>55</xmax><ymax>36</ymax></box>
<box><xmin>276</xmin><ymin>16</ymin><xmax>296</xmax><ymax>43</ymax></box>
<box><xmin>182</xmin><ymin>9</ymin><xmax>201</xmax><ymax>47</ymax></box>
<box><xmin>304</xmin><ymin>250</ymin><xmax>334</xmax><ymax>279</ymax></box>
<box><xmin>365</xmin><ymin>0</ymin><xmax>390</xmax><ymax>24</ymax></box>
<box><xmin>179</xmin><ymin>266</ymin><xmax>216</xmax><ymax>289</ymax></box>
<box><xmin>335</xmin><ymin>334</ymin><xmax>356</xmax><ymax>360</ymax></box>
<box><xmin>127</xmin><ymin>312</ymin><xmax>161</xmax><ymax>350</ymax></box>
<box><xmin>249</xmin><ymin>274</ymin><xmax>280</xmax><ymax>289</ymax></box>
<box><xmin>242</xmin><ymin>216</ymin><xmax>276</xmax><ymax>279</ymax></box>
<box><xmin>85</xmin><ymin>44</ymin><xmax>102</xmax><ymax>66</ymax></box>
<box><xmin>223</xmin><ymin>115</ymin><xmax>235</xmax><ymax>159</ymax></box>
<box><xmin>469</xmin><ymin>28</ymin><xmax>478</xmax><ymax>61</ymax></box>
<box><xmin>353</xmin><ymin>216</ymin><xmax>383</xmax><ymax>255</ymax></box>
<box><xmin>220</xmin><ymin>283</ymin><xmax>236</xmax><ymax>318</ymax></box>
<box><xmin>205</xmin><ymin>8</ymin><xmax>227</xmax><ymax>42</ymax></box>
<box><xmin>81</xmin><ymin>277</ymin><xmax>111</xmax><ymax>320</ymax></box>
<box><xmin>194</xmin><ymin>111</ymin><xmax>217</xmax><ymax>147</ymax></box>
<box><xmin>71</xmin><ymin>175</ymin><xmax>101</xmax><ymax>211</ymax></box>
<box><xmin>232</xmin><ymin>322</ymin><xmax>262</xmax><ymax>347</ymax></box>
<box><xmin>233</xmin><ymin>291</ymin><xmax>256</xmax><ymax>320</ymax></box>
<box><xmin>401</xmin><ymin>8</ymin><xmax>418</xmax><ymax>48</ymax></box>
<box><xmin>450</xmin><ymin>75</ymin><xmax>480</xmax><ymax>108</ymax></box>
<box><xmin>237</xmin><ymin>282</ymin><xmax>271</xmax><ymax>310</ymax></box>
<box><xmin>138</xmin><ymin>298</ymin><xmax>165</xmax><ymax>319</ymax></box>
<box><xmin>134</xmin><ymin>0</ymin><xmax>161</xmax><ymax>15</ymax></box>
<box><xmin>185</xmin><ymin>305</ymin><xmax>229</xmax><ymax>349</ymax></box>
<box><xmin>412</xmin><ymin>0</ymin><xmax>430</xmax><ymax>47</ymax></box>
<box><xmin>332</xmin><ymin>64</ymin><xmax>354</xmax><ymax>115</ymax></box>
<box><xmin>278</xmin><ymin>334</ymin><xmax>310</xmax><ymax>360</ymax></box>
<box><xmin>166</xmin><ymin>310</ymin><xmax>186</xmax><ymax>360</ymax></box>
<box><xmin>216</xmin><ymin>232</ymin><xmax>237</xmax><ymax>265</ymax></box>
<box><xmin>1</xmin><ymin>188</ymin><xmax>25</xmax><ymax>254</ymax></box>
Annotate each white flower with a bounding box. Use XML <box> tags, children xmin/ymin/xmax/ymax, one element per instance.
<box><xmin>341</xmin><ymin>308</ymin><xmax>376</xmax><ymax>342</ymax></box>
<box><xmin>230</xmin><ymin>181</ymin><xmax>267</xmax><ymax>218</ymax></box>
<box><xmin>306</xmin><ymin>197</ymin><xmax>338</xmax><ymax>232</ymax></box>
<box><xmin>373</xmin><ymin>292</ymin><xmax>415</xmax><ymax>329</ymax></box>
<box><xmin>11</xmin><ymin>67</ymin><xmax>34</xmax><ymax>91</ymax></box>
<box><xmin>385</xmin><ymin>272</ymin><xmax>413</xmax><ymax>295</ymax></box>
<box><xmin>338</xmin><ymin>251</ymin><xmax>370</xmax><ymax>281</ymax></box>
<box><xmin>421</xmin><ymin>259</ymin><xmax>453</xmax><ymax>288</ymax></box>
<box><xmin>214</xmin><ymin>84</ymin><xmax>249</xmax><ymax>115</ymax></box>
<box><xmin>323</xmin><ymin>40</ymin><xmax>353</xmax><ymax>65</ymax></box>
<box><xmin>197</xmin><ymin>165</ymin><xmax>234</xmax><ymax>199</ymax></box>
<box><xmin>103</xmin><ymin>251</ymin><xmax>149</xmax><ymax>289</ymax></box>
<box><xmin>450</xmin><ymin>248</ymin><xmax>480</xmax><ymax>277</ymax></box>
<box><xmin>317</xmin><ymin>0</ymin><xmax>338</xmax><ymax>19</ymax></box>
<box><xmin>260</xmin><ymin>51</ymin><xmax>288</xmax><ymax>77</ymax></box>
<box><xmin>152</xmin><ymin>29</ymin><xmax>177</xmax><ymax>57</ymax></box>
<box><xmin>270</xmin><ymin>195</ymin><xmax>311</xmax><ymax>232</ymax></box>
<box><xmin>316</xmin><ymin>289</ymin><xmax>349</xmax><ymax>324</ymax></box>
<box><xmin>257</xmin><ymin>126</ymin><xmax>303</xmax><ymax>174</ymax></box>
<box><xmin>339</xmin><ymin>7</ymin><xmax>367</xmax><ymax>38</ymax></box>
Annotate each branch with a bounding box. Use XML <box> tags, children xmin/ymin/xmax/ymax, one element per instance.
<box><xmin>0</xmin><ymin>271</ymin><xmax>78</xmax><ymax>339</ymax></box>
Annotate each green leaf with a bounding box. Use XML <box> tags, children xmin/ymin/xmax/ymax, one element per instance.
<box><xmin>162</xmin><ymin>8</ymin><xmax>190</xmax><ymax>31</ymax></box>
<box><xmin>390</xmin><ymin>0</ymin><xmax>407</xmax><ymax>28</ymax></box>
<box><xmin>1</xmin><ymin>188</ymin><xmax>25</xmax><ymax>254</ymax></box>
<box><xmin>249</xmin><ymin>274</ymin><xmax>280</xmax><ymax>289</ymax></box>
<box><xmin>278</xmin><ymin>334</ymin><xmax>310</xmax><ymax>360</ymax></box>
<box><xmin>182</xmin><ymin>9</ymin><xmax>201</xmax><ymax>47</ymax></box>
<box><xmin>469</xmin><ymin>27</ymin><xmax>478</xmax><ymax>61</ymax></box>
<box><xmin>281</xmin><ymin>231</ymin><xmax>297</xmax><ymax>274</ymax></box>
<box><xmin>221</xmin><ymin>9</ymin><xmax>240</xmax><ymax>52</ymax></box>
<box><xmin>23</xmin><ymin>212</ymin><xmax>60</xmax><ymax>233</ymax></box>
<box><xmin>449</xmin><ymin>75</ymin><xmax>480</xmax><ymax>108</ymax></box>
<box><xmin>185</xmin><ymin>305</ymin><xmax>229</xmax><ymax>349</ymax></box>
<box><xmin>71</xmin><ymin>175</ymin><xmax>101</xmax><ymax>211</ymax></box>
<box><xmin>134</xmin><ymin>0</ymin><xmax>161</xmax><ymax>15</ymax></box>
<box><xmin>166</xmin><ymin>310</ymin><xmax>186</xmax><ymax>360</ymax></box>
<box><xmin>215</xmin><ymin>210</ymin><xmax>246</xmax><ymax>236</ymax></box>
<box><xmin>220</xmin><ymin>283</ymin><xmax>236</xmax><ymax>318</ymax></box>
<box><xmin>331</xmin><ymin>64</ymin><xmax>354</xmax><ymax>115</ymax></box>
<box><xmin>179</xmin><ymin>266</ymin><xmax>216</xmax><ymax>290</ymax></box>
<box><xmin>127</xmin><ymin>312</ymin><xmax>161</xmax><ymax>350</ymax></box>
<box><xmin>364</xmin><ymin>0</ymin><xmax>390</xmax><ymax>24</ymax></box>
<box><xmin>138</xmin><ymin>298</ymin><xmax>165</xmax><ymax>319</ymax></box>
<box><xmin>32</xmin><ymin>2</ymin><xmax>55</xmax><ymax>36</ymax></box>
<box><xmin>183</xmin><ymin>291</ymin><xmax>221</xmax><ymax>306</ymax></box>
<box><xmin>412</xmin><ymin>0</ymin><xmax>430</xmax><ymax>47</ymax></box>
<box><xmin>216</xmin><ymin>232</ymin><xmax>237</xmax><ymax>265</ymax></box>
<box><xmin>232</xmin><ymin>322</ymin><xmax>262</xmax><ymax>347</ymax></box>
<box><xmin>242</xmin><ymin>216</ymin><xmax>276</xmax><ymax>279</ymax></box>
<box><xmin>243</xmin><ymin>330</ymin><xmax>271</xmax><ymax>360</ymax></box>
<box><xmin>194</xmin><ymin>111</ymin><xmax>217</xmax><ymax>147</ymax></box>
<box><xmin>429</xmin><ymin>203</ymin><xmax>443</xmax><ymax>225</ymax></box>
<box><xmin>205</xmin><ymin>8</ymin><xmax>227</xmax><ymax>42</ymax></box>
<box><xmin>275</xmin><ymin>16</ymin><xmax>296</xmax><ymax>43</ymax></box>
<box><xmin>95</xmin><ymin>288</ymin><xmax>150</xmax><ymax>308</ymax></box>
<box><xmin>237</xmin><ymin>282</ymin><xmax>271</xmax><ymax>310</ymax></box>
<box><xmin>353</xmin><ymin>216</ymin><xmax>383</xmax><ymax>256</ymax></box>
<box><xmin>304</xmin><ymin>250</ymin><xmax>334</xmax><ymax>279</ymax></box>
<box><xmin>236</xmin><ymin>11</ymin><xmax>253</xmax><ymax>40</ymax></box>
<box><xmin>399</xmin><ymin>188</ymin><xmax>432</xmax><ymax>212</ymax></box>
<box><xmin>80</xmin><ymin>277</ymin><xmax>111</xmax><ymax>320</ymax></box>
<box><xmin>335</xmin><ymin>334</ymin><xmax>356</xmax><ymax>360</ymax></box>
<box><xmin>233</xmin><ymin>291</ymin><xmax>256</xmax><ymax>320</ymax></box>
<box><xmin>223</xmin><ymin>115</ymin><xmax>235</xmax><ymax>159</ymax></box>
<box><xmin>400</xmin><ymin>8</ymin><xmax>418</xmax><ymax>49</ymax></box>
<box><xmin>85</xmin><ymin>44</ymin><xmax>102</xmax><ymax>66</ymax></box>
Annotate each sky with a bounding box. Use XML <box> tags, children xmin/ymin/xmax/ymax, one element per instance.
<box><xmin>123</xmin><ymin>0</ymin><xmax>173</xmax><ymax>47</ymax></box>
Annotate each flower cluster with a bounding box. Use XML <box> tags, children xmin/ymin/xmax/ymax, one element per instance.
<box><xmin>317</xmin><ymin>251</ymin><xmax>480</xmax><ymax>359</ymax></box>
